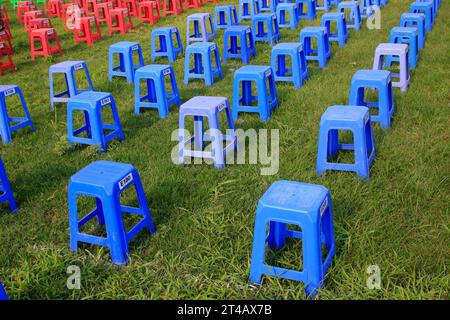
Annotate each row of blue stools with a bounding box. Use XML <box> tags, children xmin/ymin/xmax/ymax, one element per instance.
<box><xmin>0</xmin><ymin>0</ymin><xmax>442</xmax><ymax>299</ymax></box>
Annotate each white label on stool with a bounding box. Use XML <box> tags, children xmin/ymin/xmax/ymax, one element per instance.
<box><xmin>101</xmin><ymin>97</ymin><xmax>111</xmax><ymax>106</ymax></box>
<box><xmin>5</xmin><ymin>88</ymin><xmax>15</xmax><ymax>96</ymax></box>
<box><xmin>90</xmin><ymin>18</ymin><xmax>95</xmax><ymax>23</ymax></box>
<box><xmin>172</xmin><ymin>27</ymin><xmax>177</xmax><ymax>32</ymax></box>
<box><xmin>74</xmin><ymin>63</ymin><xmax>83</xmax><ymax>71</ymax></box>
<box><xmin>365</xmin><ymin>112</ymin><xmax>370</xmax><ymax>123</ymax></box>
<box><xmin>118</xmin><ymin>173</ymin><xmax>133</xmax><ymax>190</ymax></box>
<box><xmin>246</xmin><ymin>28</ymin><xmax>251</xmax><ymax>33</ymax></box>
<box><xmin>265</xmin><ymin>69</ymin><xmax>271</xmax><ymax>77</ymax></box>
<box><xmin>47</xmin><ymin>29</ymin><xmax>54</xmax><ymax>35</ymax></box>
<box><xmin>0</xmin><ymin>31</ymin><xmax>5</xmax><ymax>36</ymax></box>
<box><xmin>218</xmin><ymin>102</ymin><xmax>226</xmax><ymax>111</ymax></box>
<box><xmin>211</xmin><ymin>44</ymin><xmax>216</xmax><ymax>50</ymax></box>
<box><xmin>0</xmin><ymin>43</ymin><xmax>3</xmax><ymax>49</ymax></box>
<box><xmin>163</xmin><ymin>68</ymin><xmax>171</xmax><ymax>76</ymax></box>
<box><xmin>132</xmin><ymin>45</ymin><xmax>139</xmax><ymax>51</ymax></box>
<box><xmin>320</xmin><ymin>197</ymin><xmax>328</xmax><ymax>216</ymax></box>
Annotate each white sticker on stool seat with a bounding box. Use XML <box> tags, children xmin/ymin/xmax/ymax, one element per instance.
<box><xmin>74</xmin><ymin>63</ymin><xmax>83</xmax><ymax>71</ymax></box>
<box><xmin>265</xmin><ymin>69</ymin><xmax>271</xmax><ymax>77</ymax></box>
<box><xmin>101</xmin><ymin>97</ymin><xmax>111</xmax><ymax>106</ymax></box>
<box><xmin>320</xmin><ymin>197</ymin><xmax>328</xmax><ymax>216</ymax></box>
<box><xmin>218</xmin><ymin>102</ymin><xmax>226</xmax><ymax>111</ymax></box>
<box><xmin>118</xmin><ymin>173</ymin><xmax>133</xmax><ymax>190</ymax></box>
<box><xmin>163</xmin><ymin>68</ymin><xmax>171</xmax><ymax>75</ymax></box>
<box><xmin>132</xmin><ymin>44</ymin><xmax>139</xmax><ymax>51</ymax></box>
<box><xmin>5</xmin><ymin>88</ymin><xmax>16</xmax><ymax>96</ymax></box>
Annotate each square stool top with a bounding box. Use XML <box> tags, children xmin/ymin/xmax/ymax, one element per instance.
<box><xmin>259</xmin><ymin>180</ymin><xmax>329</xmax><ymax>215</ymax></box>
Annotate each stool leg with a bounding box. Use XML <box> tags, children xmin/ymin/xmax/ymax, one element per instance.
<box><xmin>354</xmin><ymin>126</ymin><xmax>370</xmax><ymax>179</ymax></box>
<box><xmin>95</xmin><ymin>197</ymin><xmax>105</xmax><ymax>225</ymax></box>
<box><xmin>204</xmin><ymin>52</ymin><xmax>213</xmax><ymax>86</ymax></box>
<box><xmin>0</xmin><ymin>100</ymin><xmax>12</xmax><ymax>144</ymax></box>
<box><xmin>49</xmin><ymin>71</ymin><xmax>55</xmax><ymax>109</ymax></box>
<box><xmin>133</xmin><ymin>170</ymin><xmax>156</xmax><ymax>234</ymax></box>
<box><xmin>103</xmin><ymin>196</ymin><xmax>129</xmax><ymax>265</ymax></box>
<box><xmin>267</xmin><ymin>221</ymin><xmax>287</xmax><ymax>249</ymax></box>
<box><xmin>156</xmin><ymin>76</ymin><xmax>169</xmax><ymax>118</ymax></box>
<box><xmin>0</xmin><ymin>158</ymin><xmax>18</xmax><ymax>212</ymax></box>
<box><xmin>208</xmin><ymin>111</ymin><xmax>224</xmax><ymax>169</ymax></box>
<box><xmin>193</xmin><ymin>115</ymin><xmax>204</xmax><ymax>150</ymax></box>
<box><xmin>303</xmin><ymin>222</ymin><xmax>324</xmax><ymax>298</ymax></box>
<box><xmin>249</xmin><ymin>214</ymin><xmax>268</xmax><ymax>284</ymax></box>
<box><xmin>18</xmin><ymin>89</ymin><xmax>35</xmax><ymax>133</ymax></box>
<box><xmin>68</xmin><ymin>189</ymin><xmax>80</xmax><ymax>252</ymax></box>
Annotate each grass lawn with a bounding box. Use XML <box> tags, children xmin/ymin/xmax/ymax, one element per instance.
<box><xmin>0</xmin><ymin>0</ymin><xmax>448</xmax><ymax>299</ymax></box>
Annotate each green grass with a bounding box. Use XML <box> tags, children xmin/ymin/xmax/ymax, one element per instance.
<box><xmin>0</xmin><ymin>0</ymin><xmax>449</xmax><ymax>299</ymax></box>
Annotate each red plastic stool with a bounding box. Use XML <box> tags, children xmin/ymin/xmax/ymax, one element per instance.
<box><xmin>184</xmin><ymin>0</ymin><xmax>203</xmax><ymax>9</ymax></box>
<box><xmin>46</xmin><ymin>0</ymin><xmax>63</xmax><ymax>18</ymax></box>
<box><xmin>204</xmin><ymin>0</ymin><xmax>217</xmax><ymax>3</ymax></box>
<box><xmin>95</xmin><ymin>1</ymin><xmax>113</xmax><ymax>24</ymax></box>
<box><xmin>121</xmin><ymin>0</ymin><xmax>138</xmax><ymax>17</ymax></box>
<box><xmin>23</xmin><ymin>10</ymin><xmax>43</xmax><ymax>30</ymax></box>
<box><xmin>17</xmin><ymin>1</ymin><xmax>37</xmax><ymax>24</ymax></box>
<box><xmin>163</xmin><ymin>0</ymin><xmax>183</xmax><ymax>16</ymax></box>
<box><xmin>0</xmin><ymin>30</ymin><xmax>12</xmax><ymax>54</ymax></box>
<box><xmin>0</xmin><ymin>42</ymin><xmax>15</xmax><ymax>76</ymax></box>
<box><xmin>74</xmin><ymin>16</ymin><xmax>102</xmax><ymax>45</ymax></box>
<box><xmin>29</xmin><ymin>28</ymin><xmax>63</xmax><ymax>60</ymax></box>
<box><xmin>27</xmin><ymin>17</ymin><xmax>53</xmax><ymax>32</ymax></box>
<box><xmin>108</xmin><ymin>7</ymin><xmax>133</xmax><ymax>35</ymax></box>
<box><xmin>138</xmin><ymin>1</ymin><xmax>160</xmax><ymax>24</ymax></box>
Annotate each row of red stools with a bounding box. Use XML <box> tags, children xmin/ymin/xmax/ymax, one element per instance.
<box><xmin>0</xmin><ymin>0</ymin><xmax>221</xmax><ymax>75</ymax></box>
<box><xmin>0</xmin><ymin>5</ymin><xmax>15</xmax><ymax>75</ymax></box>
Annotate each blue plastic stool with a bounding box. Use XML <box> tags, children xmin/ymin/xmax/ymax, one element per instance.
<box><xmin>321</xmin><ymin>12</ymin><xmax>348</xmax><ymax>47</ymax></box>
<box><xmin>232</xmin><ymin>65</ymin><xmax>278</xmax><ymax>121</ymax></box>
<box><xmin>316</xmin><ymin>105</ymin><xmax>375</xmax><ymax>179</ymax></box>
<box><xmin>276</xmin><ymin>3</ymin><xmax>299</xmax><ymax>30</ymax></box>
<box><xmin>184</xmin><ymin>42</ymin><xmax>223</xmax><ymax>87</ymax></box>
<box><xmin>379</xmin><ymin>0</ymin><xmax>387</xmax><ymax>6</ymax></box>
<box><xmin>151</xmin><ymin>27</ymin><xmax>183</xmax><ymax>63</ymax></box>
<box><xmin>49</xmin><ymin>61</ymin><xmax>94</xmax><ymax>110</ymax></box>
<box><xmin>186</xmin><ymin>13</ymin><xmax>215</xmax><ymax>46</ymax></box>
<box><xmin>134</xmin><ymin>65</ymin><xmax>181</xmax><ymax>117</ymax></box>
<box><xmin>223</xmin><ymin>25</ymin><xmax>256</xmax><ymax>64</ymax></box>
<box><xmin>400</xmin><ymin>13</ymin><xmax>426</xmax><ymax>49</ymax></box>
<box><xmin>410</xmin><ymin>1</ymin><xmax>433</xmax><ymax>31</ymax></box>
<box><xmin>386</xmin><ymin>27</ymin><xmax>419</xmax><ymax>69</ymax></box>
<box><xmin>338</xmin><ymin>1</ymin><xmax>362</xmax><ymax>31</ymax></box>
<box><xmin>0</xmin><ymin>85</ymin><xmax>35</xmax><ymax>145</ymax></box>
<box><xmin>0</xmin><ymin>282</ymin><xmax>8</xmax><ymax>300</ymax></box>
<box><xmin>0</xmin><ymin>156</ymin><xmax>18</xmax><ymax>213</ymax></box>
<box><xmin>331</xmin><ymin>0</ymin><xmax>341</xmax><ymax>5</ymax></box>
<box><xmin>271</xmin><ymin>42</ymin><xmax>309</xmax><ymax>88</ymax></box>
<box><xmin>214</xmin><ymin>5</ymin><xmax>238</xmax><ymax>29</ymax></box>
<box><xmin>68</xmin><ymin>160</ymin><xmax>156</xmax><ymax>265</ymax></box>
<box><xmin>178</xmin><ymin>96</ymin><xmax>237</xmax><ymax>169</ymax></box>
<box><xmin>260</xmin><ymin>0</ymin><xmax>278</xmax><ymax>12</ymax></box>
<box><xmin>252</xmin><ymin>13</ymin><xmax>280</xmax><ymax>46</ymax></box>
<box><xmin>238</xmin><ymin>0</ymin><xmax>260</xmax><ymax>22</ymax></box>
<box><xmin>316</xmin><ymin>0</ymin><xmax>331</xmax><ymax>11</ymax></box>
<box><xmin>67</xmin><ymin>92</ymin><xmax>124</xmax><ymax>152</ymax></box>
<box><xmin>297</xmin><ymin>0</ymin><xmax>317</xmax><ymax>20</ymax></box>
<box><xmin>300</xmin><ymin>27</ymin><xmax>331</xmax><ymax>69</ymax></box>
<box><xmin>108</xmin><ymin>42</ymin><xmax>144</xmax><ymax>83</ymax></box>
<box><xmin>349</xmin><ymin>70</ymin><xmax>394</xmax><ymax>129</ymax></box>
<box><xmin>249</xmin><ymin>180</ymin><xmax>335</xmax><ymax>299</ymax></box>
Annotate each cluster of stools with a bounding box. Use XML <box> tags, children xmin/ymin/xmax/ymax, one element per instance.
<box><xmin>0</xmin><ymin>0</ymin><xmax>227</xmax><ymax>74</ymax></box>
<box><xmin>0</xmin><ymin>0</ymin><xmax>444</xmax><ymax>299</ymax></box>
